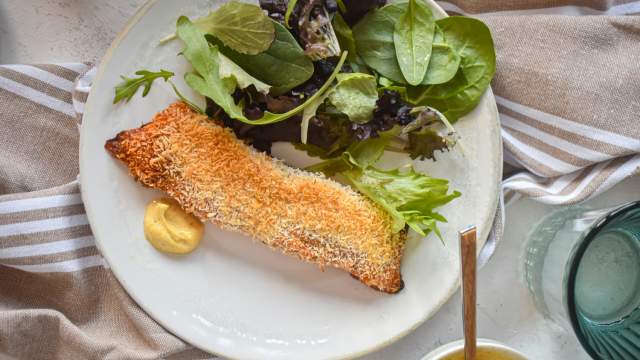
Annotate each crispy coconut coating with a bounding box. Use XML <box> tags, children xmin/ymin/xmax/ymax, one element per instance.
<box><xmin>105</xmin><ymin>102</ymin><xmax>407</xmax><ymax>293</ymax></box>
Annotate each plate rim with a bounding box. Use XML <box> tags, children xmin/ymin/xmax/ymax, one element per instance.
<box><xmin>79</xmin><ymin>1</ymin><xmax>503</xmax><ymax>359</ymax></box>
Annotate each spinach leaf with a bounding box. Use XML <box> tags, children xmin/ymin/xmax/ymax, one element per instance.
<box><xmin>332</xmin><ymin>12</ymin><xmax>358</xmax><ymax>62</ymax></box>
<box><xmin>353</xmin><ymin>3</ymin><xmax>407</xmax><ymax>83</ymax></box>
<box><xmin>441</xmin><ymin>17</ymin><xmax>495</xmax><ymax>85</ymax></box>
<box><xmin>393</xmin><ymin>0</ymin><xmax>435</xmax><ymax>85</ymax></box>
<box><xmin>422</xmin><ymin>43</ymin><xmax>460</xmax><ymax>84</ymax></box>
<box><xmin>207</xmin><ymin>20</ymin><xmax>314</xmax><ymax>95</ymax></box>
<box><xmin>328</xmin><ymin>73</ymin><xmax>378</xmax><ymax>123</ymax></box>
<box><xmin>354</xmin><ymin>2</ymin><xmax>454</xmax><ymax>86</ymax></box>
<box><xmin>421</xmin><ymin>24</ymin><xmax>459</xmax><ymax>84</ymax></box>
<box><xmin>407</xmin><ymin>17</ymin><xmax>496</xmax><ymax>121</ymax></box>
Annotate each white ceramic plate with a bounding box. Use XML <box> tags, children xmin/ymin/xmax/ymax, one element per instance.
<box><xmin>79</xmin><ymin>1</ymin><xmax>502</xmax><ymax>359</ymax></box>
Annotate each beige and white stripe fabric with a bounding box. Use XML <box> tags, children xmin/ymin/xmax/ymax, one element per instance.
<box><xmin>455</xmin><ymin>0</ymin><xmax>640</xmax><ymax>206</ymax></box>
<box><xmin>1</xmin><ymin>1</ymin><xmax>639</xmax><ymax>359</ymax></box>
<box><xmin>0</xmin><ymin>65</ymin><xmax>210</xmax><ymax>359</ymax></box>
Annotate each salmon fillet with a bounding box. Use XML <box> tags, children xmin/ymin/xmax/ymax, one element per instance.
<box><xmin>105</xmin><ymin>102</ymin><xmax>406</xmax><ymax>293</ymax></box>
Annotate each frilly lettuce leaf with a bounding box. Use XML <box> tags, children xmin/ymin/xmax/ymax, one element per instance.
<box><xmin>345</xmin><ymin>166</ymin><xmax>460</xmax><ymax>235</ymax></box>
<box><xmin>307</xmin><ymin>126</ymin><xmax>460</xmax><ymax>236</ymax></box>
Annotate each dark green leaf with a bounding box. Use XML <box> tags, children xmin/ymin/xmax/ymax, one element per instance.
<box><xmin>207</xmin><ymin>20</ymin><xmax>314</xmax><ymax>95</ymax></box>
<box><xmin>407</xmin><ymin>17</ymin><xmax>496</xmax><ymax>121</ymax></box>
<box><xmin>393</xmin><ymin>0</ymin><xmax>435</xmax><ymax>85</ymax></box>
<box><xmin>421</xmin><ymin>43</ymin><xmax>460</xmax><ymax>85</ymax></box>
<box><xmin>421</xmin><ymin>24</ymin><xmax>460</xmax><ymax>85</ymax></box>
<box><xmin>218</xmin><ymin>52</ymin><xmax>271</xmax><ymax>94</ymax></box>
<box><xmin>353</xmin><ymin>3</ymin><xmax>407</xmax><ymax>83</ymax></box>
<box><xmin>333</xmin><ymin>13</ymin><xmax>358</xmax><ymax>62</ymax></box>
<box><xmin>113</xmin><ymin>69</ymin><xmax>174</xmax><ymax>104</ymax></box>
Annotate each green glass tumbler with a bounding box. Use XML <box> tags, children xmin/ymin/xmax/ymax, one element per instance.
<box><xmin>523</xmin><ymin>201</ymin><xmax>640</xmax><ymax>360</ymax></box>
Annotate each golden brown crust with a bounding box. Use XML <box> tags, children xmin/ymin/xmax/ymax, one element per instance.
<box><xmin>105</xmin><ymin>102</ymin><xmax>406</xmax><ymax>293</ymax></box>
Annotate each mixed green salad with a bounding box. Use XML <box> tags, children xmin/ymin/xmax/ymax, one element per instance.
<box><xmin>114</xmin><ymin>0</ymin><xmax>496</xmax><ymax>238</ymax></box>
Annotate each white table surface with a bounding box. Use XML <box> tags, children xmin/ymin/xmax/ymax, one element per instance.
<box><xmin>4</xmin><ymin>1</ymin><xmax>633</xmax><ymax>359</ymax></box>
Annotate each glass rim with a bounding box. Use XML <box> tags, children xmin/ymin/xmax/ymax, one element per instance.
<box><xmin>565</xmin><ymin>200</ymin><xmax>640</xmax><ymax>360</ymax></box>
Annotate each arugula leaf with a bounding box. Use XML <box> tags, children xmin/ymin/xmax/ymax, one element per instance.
<box><xmin>177</xmin><ymin>16</ymin><xmax>348</xmax><ymax>125</ymax></box>
<box><xmin>218</xmin><ymin>52</ymin><xmax>270</xmax><ymax>94</ymax></box>
<box><xmin>407</xmin><ymin>17</ymin><xmax>496</xmax><ymax>121</ymax></box>
<box><xmin>393</xmin><ymin>0</ymin><xmax>435</xmax><ymax>85</ymax></box>
<box><xmin>328</xmin><ymin>73</ymin><xmax>378</xmax><ymax>123</ymax></box>
<box><xmin>353</xmin><ymin>3</ymin><xmax>407</xmax><ymax>83</ymax></box>
<box><xmin>163</xmin><ymin>2</ymin><xmax>274</xmax><ymax>55</ymax></box>
<box><xmin>207</xmin><ymin>20</ymin><xmax>314</xmax><ymax>95</ymax></box>
<box><xmin>333</xmin><ymin>13</ymin><xmax>358</xmax><ymax>62</ymax></box>
<box><xmin>113</xmin><ymin>69</ymin><xmax>174</xmax><ymax>104</ymax></box>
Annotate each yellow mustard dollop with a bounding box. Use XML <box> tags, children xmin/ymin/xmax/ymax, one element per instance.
<box><xmin>143</xmin><ymin>198</ymin><xmax>204</xmax><ymax>254</ymax></box>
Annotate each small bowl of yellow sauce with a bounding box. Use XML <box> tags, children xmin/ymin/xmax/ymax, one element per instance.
<box><xmin>422</xmin><ymin>339</ymin><xmax>527</xmax><ymax>360</ymax></box>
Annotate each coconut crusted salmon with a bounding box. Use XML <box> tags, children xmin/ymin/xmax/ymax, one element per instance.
<box><xmin>105</xmin><ymin>102</ymin><xmax>407</xmax><ymax>293</ymax></box>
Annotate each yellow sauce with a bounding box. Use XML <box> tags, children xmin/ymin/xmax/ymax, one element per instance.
<box><xmin>441</xmin><ymin>348</ymin><xmax>523</xmax><ymax>360</ymax></box>
<box><xmin>143</xmin><ymin>198</ymin><xmax>204</xmax><ymax>254</ymax></box>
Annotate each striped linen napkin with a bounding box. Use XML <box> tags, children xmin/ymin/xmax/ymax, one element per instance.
<box><xmin>1</xmin><ymin>1</ymin><xmax>639</xmax><ymax>359</ymax></box>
